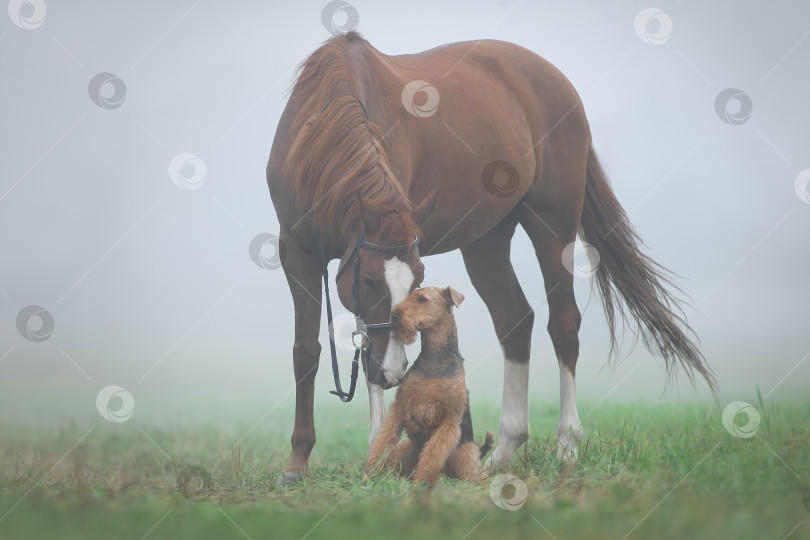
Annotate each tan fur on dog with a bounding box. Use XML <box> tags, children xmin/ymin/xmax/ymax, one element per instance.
<box><xmin>366</xmin><ymin>286</ymin><xmax>492</xmax><ymax>486</ymax></box>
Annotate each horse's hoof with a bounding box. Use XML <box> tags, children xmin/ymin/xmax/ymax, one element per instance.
<box><xmin>277</xmin><ymin>472</ymin><xmax>302</xmax><ymax>486</ymax></box>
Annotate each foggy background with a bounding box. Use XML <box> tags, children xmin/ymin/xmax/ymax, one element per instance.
<box><xmin>1</xmin><ymin>0</ymin><xmax>808</xmax><ymax>432</ymax></box>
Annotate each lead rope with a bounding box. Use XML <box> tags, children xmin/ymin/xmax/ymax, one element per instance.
<box><xmin>315</xmin><ymin>232</ymin><xmax>360</xmax><ymax>402</ymax></box>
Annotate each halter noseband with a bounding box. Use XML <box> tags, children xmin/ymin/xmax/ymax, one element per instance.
<box><xmin>316</xmin><ymin>232</ymin><xmax>420</xmax><ymax>402</ymax></box>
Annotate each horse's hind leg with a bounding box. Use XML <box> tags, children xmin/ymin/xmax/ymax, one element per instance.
<box><xmin>519</xmin><ymin>141</ymin><xmax>588</xmax><ymax>462</ymax></box>
<box><xmin>461</xmin><ymin>216</ymin><xmax>534</xmax><ymax>468</ymax></box>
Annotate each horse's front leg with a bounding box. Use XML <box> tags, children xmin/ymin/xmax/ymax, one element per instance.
<box><xmin>367</xmin><ymin>375</ymin><xmax>385</xmax><ymax>449</ymax></box>
<box><xmin>365</xmin><ymin>400</ymin><xmax>404</xmax><ymax>474</ymax></box>
<box><xmin>279</xmin><ymin>232</ymin><xmax>322</xmax><ymax>482</ymax></box>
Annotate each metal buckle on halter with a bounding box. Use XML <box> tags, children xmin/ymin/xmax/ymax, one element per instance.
<box><xmin>351</xmin><ymin>327</ymin><xmax>368</xmax><ymax>350</ymax></box>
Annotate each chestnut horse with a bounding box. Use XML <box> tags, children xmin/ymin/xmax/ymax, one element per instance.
<box><xmin>266</xmin><ymin>32</ymin><xmax>714</xmax><ymax>481</ymax></box>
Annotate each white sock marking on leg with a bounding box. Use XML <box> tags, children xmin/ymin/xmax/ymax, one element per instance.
<box><xmin>491</xmin><ymin>357</ymin><xmax>530</xmax><ymax>466</ymax></box>
<box><xmin>367</xmin><ymin>382</ymin><xmax>385</xmax><ymax>448</ymax></box>
<box><xmin>557</xmin><ymin>361</ymin><xmax>583</xmax><ymax>461</ymax></box>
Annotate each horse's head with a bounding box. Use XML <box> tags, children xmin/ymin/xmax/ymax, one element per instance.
<box><xmin>336</xmin><ymin>191</ymin><xmax>437</xmax><ymax>388</ymax></box>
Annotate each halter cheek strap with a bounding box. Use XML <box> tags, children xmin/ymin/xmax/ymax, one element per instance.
<box><xmin>315</xmin><ymin>231</ymin><xmax>360</xmax><ymax>402</ymax></box>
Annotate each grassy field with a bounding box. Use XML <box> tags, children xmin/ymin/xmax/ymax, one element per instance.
<box><xmin>0</xmin><ymin>399</ymin><xmax>808</xmax><ymax>540</ymax></box>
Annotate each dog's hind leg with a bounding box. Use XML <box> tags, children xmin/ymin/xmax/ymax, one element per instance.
<box><xmin>444</xmin><ymin>442</ymin><xmax>489</xmax><ymax>481</ymax></box>
<box><xmin>365</xmin><ymin>400</ymin><xmax>404</xmax><ymax>474</ymax></box>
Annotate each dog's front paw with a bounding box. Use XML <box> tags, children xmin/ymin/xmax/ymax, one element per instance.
<box><xmin>365</xmin><ymin>457</ymin><xmax>380</xmax><ymax>475</ymax></box>
<box><xmin>412</xmin><ymin>467</ymin><xmax>439</xmax><ymax>486</ymax></box>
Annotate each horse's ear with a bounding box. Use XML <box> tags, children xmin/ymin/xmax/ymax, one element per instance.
<box><xmin>355</xmin><ymin>192</ymin><xmax>379</xmax><ymax>232</ymax></box>
<box><xmin>413</xmin><ymin>189</ymin><xmax>439</xmax><ymax>226</ymax></box>
<box><xmin>443</xmin><ymin>286</ymin><xmax>465</xmax><ymax>308</ymax></box>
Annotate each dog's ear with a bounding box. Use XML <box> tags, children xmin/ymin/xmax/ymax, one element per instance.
<box><xmin>443</xmin><ymin>286</ymin><xmax>465</xmax><ymax>308</ymax></box>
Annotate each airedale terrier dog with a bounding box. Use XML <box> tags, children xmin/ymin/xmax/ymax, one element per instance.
<box><xmin>365</xmin><ymin>286</ymin><xmax>493</xmax><ymax>486</ymax></box>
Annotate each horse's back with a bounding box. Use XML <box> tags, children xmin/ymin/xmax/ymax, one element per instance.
<box><xmin>388</xmin><ymin>39</ymin><xmax>586</xmax><ymax>128</ymax></box>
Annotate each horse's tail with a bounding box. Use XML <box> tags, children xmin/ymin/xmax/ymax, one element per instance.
<box><xmin>578</xmin><ymin>142</ymin><xmax>717</xmax><ymax>397</ymax></box>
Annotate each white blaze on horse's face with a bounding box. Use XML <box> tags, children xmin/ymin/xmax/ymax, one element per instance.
<box><xmin>381</xmin><ymin>256</ymin><xmax>415</xmax><ymax>385</ymax></box>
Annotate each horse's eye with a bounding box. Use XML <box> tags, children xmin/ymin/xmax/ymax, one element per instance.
<box><xmin>417</xmin><ymin>296</ymin><xmax>428</xmax><ymax>303</ymax></box>
<box><xmin>363</xmin><ymin>276</ymin><xmax>377</xmax><ymax>289</ymax></box>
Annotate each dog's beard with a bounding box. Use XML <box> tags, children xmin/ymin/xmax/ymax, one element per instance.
<box><xmin>394</xmin><ymin>316</ymin><xmax>418</xmax><ymax>345</ymax></box>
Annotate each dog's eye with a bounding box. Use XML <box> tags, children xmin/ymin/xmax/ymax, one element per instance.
<box><xmin>417</xmin><ymin>296</ymin><xmax>428</xmax><ymax>303</ymax></box>
<box><xmin>363</xmin><ymin>276</ymin><xmax>377</xmax><ymax>289</ymax></box>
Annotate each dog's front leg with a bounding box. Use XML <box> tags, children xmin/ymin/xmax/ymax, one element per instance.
<box><xmin>365</xmin><ymin>400</ymin><xmax>404</xmax><ymax>474</ymax></box>
<box><xmin>412</xmin><ymin>420</ymin><xmax>461</xmax><ymax>486</ymax></box>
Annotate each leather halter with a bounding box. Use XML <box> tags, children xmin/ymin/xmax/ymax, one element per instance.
<box><xmin>315</xmin><ymin>232</ymin><xmax>419</xmax><ymax>402</ymax></box>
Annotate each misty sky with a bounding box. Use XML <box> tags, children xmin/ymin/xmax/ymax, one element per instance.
<box><xmin>1</xmin><ymin>0</ymin><xmax>808</xmax><ymax>428</ymax></box>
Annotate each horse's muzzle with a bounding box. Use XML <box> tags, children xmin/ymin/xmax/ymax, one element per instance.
<box><xmin>382</xmin><ymin>357</ymin><xmax>409</xmax><ymax>389</ymax></box>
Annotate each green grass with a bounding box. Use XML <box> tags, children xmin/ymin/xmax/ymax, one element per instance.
<box><xmin>1</xmin><ymin>401</ymin><xmax>808</xmax><ymax>540</ymax></box>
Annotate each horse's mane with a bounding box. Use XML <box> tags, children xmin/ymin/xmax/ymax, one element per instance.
<box><xmin>283</xmin><ymin>32</ymin><xmax>418</xmax><ymax>247</ymax></box>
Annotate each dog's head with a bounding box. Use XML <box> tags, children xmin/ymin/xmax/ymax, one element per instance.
<box><xmin>390</xmin><ymin>286</ymin><xmax>465</xmax><ymax>344</ymax></box>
